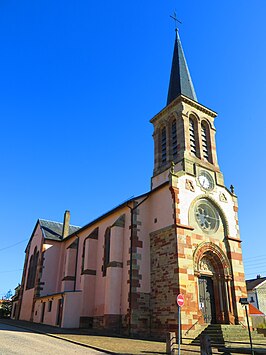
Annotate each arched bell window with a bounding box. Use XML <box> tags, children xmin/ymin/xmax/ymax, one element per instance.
<box><xmin>201</xmin><ymin>121</ymin><xmax>212</xmax><ymax>163</ymax></box>
<box><xmin>189</xmin><ymin>116</ymin><xmax>200</xmax><ymax>158</ymax></box>
<box><xmin>171</xmin><ymin>120</ymin><xmax>178</xmax><ymax>159</ymax></box>
<box><xmin>161</xmin><ymin>127</ymin><xmax>167</xmax><ymax>164</ymax></box>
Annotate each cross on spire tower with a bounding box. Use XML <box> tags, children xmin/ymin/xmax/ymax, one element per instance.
<box><xmin>167</xmin><ymin>18</ymin><xmax>197</xmax><ymax>105</ymax></box>
<box><xmin>170</xmin><ymin>11</ymin><xmax>182</xmax><ymax>32</ymax></box>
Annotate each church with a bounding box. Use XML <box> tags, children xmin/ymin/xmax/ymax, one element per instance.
<box><xmin>12</xmin><ymin>29</ymin><xmax>247</xmax><ymax>339</ymax></box>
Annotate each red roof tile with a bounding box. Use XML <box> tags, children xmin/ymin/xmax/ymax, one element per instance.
<box><xmin>249</xmin><ymin>303</ymin><xmax>265</xmax><ymax>316</ymax></box>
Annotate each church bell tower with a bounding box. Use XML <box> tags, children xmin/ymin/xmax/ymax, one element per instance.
<box><xmin>151</xmin><ymin>30</ymin><xmax>223</xmax><ymax>190</ymax></box>
<box><xmin>149</xmin><ymin>29</ymin><xmax>247</xmax><ymax>330</ymax></box>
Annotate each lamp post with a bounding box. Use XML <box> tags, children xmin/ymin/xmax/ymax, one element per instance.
<box><xmin>239</xmin><ymin>298</ymin><xmax>254</xmax><ymax>355</ymax></box>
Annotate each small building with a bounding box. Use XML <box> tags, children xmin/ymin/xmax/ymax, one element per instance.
<box><xmin>11</xmin><ymin>284</ymin><xmax>21</xmax><ymax>320</ymax></box>
<box><xmin>249</xmin><ymin>302</ymin><xmax>265</xmax><ymax>329</ymax></box>
<box><xmin>246</xmin><ymin>276</ymin><xmax>266</xmax><ymax>315</ymax></box>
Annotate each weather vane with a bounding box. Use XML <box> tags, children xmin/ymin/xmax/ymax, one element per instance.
<box><xmin>170</xmin><ymin>11</ymin><xmax>182</xmax><ymax>31</ymax></box>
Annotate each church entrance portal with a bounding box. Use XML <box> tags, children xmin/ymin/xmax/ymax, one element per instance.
<box><xmin>194</xmin><ymin>243</ymin><xmax>235</xmax><ymax>325</ymax></box>
<box><xmin>199</xmin><ymin>276</ymin><xmax>216</xmax><ymax>323</ymax></box>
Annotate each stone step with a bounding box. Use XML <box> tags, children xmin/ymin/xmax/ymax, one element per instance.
<box><xmin>185</xmin><ymin>339</ymin><xmax>266</xmax><ymax>349</ymax></box>
<box><xmin>183</xmin><ymin>324</ymin><xmax>266</xmax><ymax>347</ymax></box>
<box><xmin>201</xmin><ymin>331</ymin><xmax>265</xmax><ymax>339</ymax></box>
<box><xmin>197</xmin><ymin>334</ymin><xmax>266</xmax><ymax>340</ymax></box>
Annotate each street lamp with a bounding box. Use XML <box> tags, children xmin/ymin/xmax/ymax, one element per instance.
<box><xmin>239</xmin><ymin>298</ymin><xmax>254</xmax><ymax>355</ymax></box>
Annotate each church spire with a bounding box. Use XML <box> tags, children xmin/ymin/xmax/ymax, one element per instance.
<box><xmin>167</xmin><ymin>30</ymin><xmax>197</xmax><ymax>105</ymax></box>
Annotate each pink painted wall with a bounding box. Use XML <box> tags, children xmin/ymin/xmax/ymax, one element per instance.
<box><xmin>60</xmin><ymin>238</ymin><xmax>78</xmax><ymax>293</ymax></box>
<box><xmin>80</xmin><ymin>275</ymin><xmax>96</xmax><ymax>316</ymax></box>
<box><xmin>104</xmin><ymin>268</ymin><xmax>123</xmax><ymax>315</ymax></box>
<box><xmin>33</xmin><ymin>294</ymin><xmax>62</xmax><ymax>326</ymax></box>
<box><xmin>55</xmin><ymin>243</ymin><xmax>66</xmax><ymax>293</ymax></box>
<box><xmin>41</xmin><ymin>241</ymin><xmax>61</xmax><ymax>296</ymax></box>
<box><xmin>19</xmin><ymin>184</ymin><xmax>174</xmax><ymax>327</ymax></box>
<box><xmin>33</xmin><ymin>293</ymin><xmax>82</xmax><ymax>328</ymax></box>
<box><xmin>19</xmin><ymin>223</ymin><xmax>43</xmax><ymax>321</ymax></box>
<box><xmin>80</xmin><ymin>232</ymin><xmax>97</xmax><ymax>316</ymax></box>
<box><xmin>61</xmin><ymin>292</ymin><xmax>82</xmax><ymax>328</ymax></box>
<box><xmin>84</xmin><ymin>238</ymin><xmax>98</xmax><ymax>271</ymax></box>
<box><xmin>64</xmin><ymin>248</ymin><xmax>76</xmax><ymax>278</ymax></box>
<box><xmin>92</xmin><ymin>208</ymin><xmax>129</xmax><ymax>318</ymax></box>
<box><xmin>137</xmin><ymin>186</ymin><xmax>173</xmax><ymax>294</ymax></box>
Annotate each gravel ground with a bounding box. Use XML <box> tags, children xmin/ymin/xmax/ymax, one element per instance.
<box><xmin>0</xmin><ymin>322</ymin><xmax>105</xmax><ymax>355</ymax></box>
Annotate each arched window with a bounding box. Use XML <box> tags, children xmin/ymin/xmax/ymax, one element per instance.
<box><xmin>26</xmin><ymin>255</ymin><xmax>33</xmax><ymax>290</ymax></box>
<box><xmin>161</xmin><ymin>127</ymin><xmax>167</xmax><ymax>164</ymax></box>
<box><xmin>201</xmin><ymin>121</ymin><xmax>212</xmax><ymax>162</ymax></box>
<box><xmin>189</xmin><ymin>117</ymin><xmax>199</xmax><ymax>157</ymax></box>
<box><xmin>171</xmin><ymin>120</ymin><xmax>178</xmax><ymax>159</ymax></box>
<box><xmin>103</xmin><ymin>227</ymin><xmax>111</xmax><ymax>276</ymax></box>
<box><xmin>26</xmin><ymin>247</ymin><xmax>39</xmax><ymax>290</ymax></box>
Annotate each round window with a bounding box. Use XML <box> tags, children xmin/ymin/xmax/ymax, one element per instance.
<box><xmin>194</xmin><ymin>199</ymin><xmax>219</xmax><ymax>233</ymax></box>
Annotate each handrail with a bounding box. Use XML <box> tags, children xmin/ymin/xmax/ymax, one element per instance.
<box><xmin>229</xmin><ymin>314</ymin><xmax>246</xmax><ymax>329</ymax></box>
<box><xmin>238</xmin><ymin>320</ymin><xmax>247</xmax><ymax>329</ymax></box>
<box><xmin>184</xmin><ymin>315</ymin><xmax>203</xmax><ymax>336</ymax></box>
<box><xmin>229</xmin><ymin>308</ymin><xmax>246</xmax><ymax>329</ymax></box>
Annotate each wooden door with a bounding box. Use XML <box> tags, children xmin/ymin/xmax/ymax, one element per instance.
<box><xmin>40</xmin><ymin>302</ymin><xmax>45</xmax><ymax>323</ymax></box>
<box><xmin>199</xmin><ymin>276</ymin><xmax>216</xmax><ymax>323</ymax></box>
<box><xmin>56</xmin><ymin>299</ymin><xmax>63</xmax><ymax>326</ymax></box>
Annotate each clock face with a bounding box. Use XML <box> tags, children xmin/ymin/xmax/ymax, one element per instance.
<box><xmin>198</xmin><ymin>171</ymin><xmax>214</xmax><ymax>191</ymax></box>
<box><xmin>194</xmin><ymin>199</ymin><xmax>219</xmax><ymax>233</ymax></box>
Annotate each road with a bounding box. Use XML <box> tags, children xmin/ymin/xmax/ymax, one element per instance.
<box><xmin>0</xmin><ymin>322</ymin><xmax>105</xmax><ymax>355</ymax></box>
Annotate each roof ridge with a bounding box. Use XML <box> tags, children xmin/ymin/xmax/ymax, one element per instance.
<box><xmin>39</xmin><ymin>218</ymin><xmax>80</xmax><ymax>228</ymax></box>
<box><xmin>246</xmin><ymin>276</ymin><xmax>266</xmax><ymax>282</ymax></box>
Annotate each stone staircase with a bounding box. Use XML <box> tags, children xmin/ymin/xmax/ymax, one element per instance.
<box><xmin>183</xmin><ymin>324</ymin><xmax>266</xmax><ymax>351</ymax></box>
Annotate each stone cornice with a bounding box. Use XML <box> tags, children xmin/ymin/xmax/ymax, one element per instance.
<box><xmin>225</xmin><ymin>235</ymin><xmax>242</xmax><ymax>243</ymax></box>
<box><xmin>150</xmin><ymin>95</ymin><xmax>217</xmax><ymax>125</ymax></box>
<box><xmin>176</xmin><ymin>223</ymin><xmax>194</xmax><ymax>231</ymax></box>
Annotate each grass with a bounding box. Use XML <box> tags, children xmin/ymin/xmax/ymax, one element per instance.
<box><xmin>55</xmin><ymin>333</ymin><xmax>167</xmax><ymax>354</ymax></box>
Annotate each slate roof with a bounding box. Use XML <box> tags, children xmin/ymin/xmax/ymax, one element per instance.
<box><xmin>167</xmin><ymin>30</ymin><xmax>197</xmax><ymax>105</ymax></box>
<box><xmin>246</xmin><ymin>277</ymin><xmax>266</xmax><ymax>291</ymax></box>
<box><xmin>39</xmin><ymin>219</ymin><xmax>80</xmax><ymax>241</ymax></box>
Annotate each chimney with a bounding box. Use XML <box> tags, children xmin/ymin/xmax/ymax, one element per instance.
<box><xmin>257</xmin><ymin>274</ymin><xmax>261</xmax><ymax>279</ymax></box>
<box><xmin>62</xmin><ymin>210</ymin><xmax>70</xmax><ymax>239</ymax></box>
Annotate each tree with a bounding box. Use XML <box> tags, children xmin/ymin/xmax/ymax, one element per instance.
<box><xmin>4</xmin><ymin>289</ymin><xmax>12</xmax><ymax>300</ymax></box>
<box><xmin>0</xmin><ymin>289</ymin><xmax>13</xmax><ymax>318</ymax></box>
<box><xmin>0</xmin><ymin>300</ymin><xmax>12</xmax><ymax>318</ymax></box>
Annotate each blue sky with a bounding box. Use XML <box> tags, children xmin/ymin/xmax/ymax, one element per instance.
<box><xmin>0</xmin><ymin>1</ymin><xmax>265</xmax><ymax>297</ymax></box>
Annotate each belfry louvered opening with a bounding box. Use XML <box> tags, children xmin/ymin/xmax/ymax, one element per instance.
<box><xmin>161</xmin><ymin>127</ymin><xmax>167</xmax><ymax>164</ymax></box>
<box><xmin>171</xmin><ymin>120</ymin><xmax>178</xmax><ymax>159</ymax></box>
<box><xmin>189</xmin><ymin>118</ymin><xmax>198</xmax><ymax>157</ymax></box>
<box><xmin>201</xmin><ymin>121</ymin><xmax>212</xmax><ymax>163</ymax></box>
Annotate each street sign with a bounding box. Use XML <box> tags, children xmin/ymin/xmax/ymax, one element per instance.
<box><xmin>176</xmin><ymin>294</ymin><xmax>184</xmax><ymax>355</ymax></box>
<box><xmin>176</xmin><ymin>294</ymin><xmax>184</xmax><ymax>307</ymax></box>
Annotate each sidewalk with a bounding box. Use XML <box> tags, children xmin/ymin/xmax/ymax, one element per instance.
<box><xmin>0</xmin><ymin>318</ymin><xmax>258</xmax><ymax>354</ymax></box>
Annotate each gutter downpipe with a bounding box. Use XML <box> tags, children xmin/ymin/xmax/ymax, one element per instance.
<box><xmin>255</xmin><ymin>288</ymin><xmax>259</xmax><ymax>310</ymax></box>
<box><xmin>127</xmin><ymin>194</ymin><xmax>150</xmax><ymax>337</ymax></box>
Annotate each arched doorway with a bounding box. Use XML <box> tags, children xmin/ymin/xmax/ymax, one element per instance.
<box><xmin>194</xmin><ymin>243</ymin><xmax>233</xmax><ymax>324</ymax></box>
